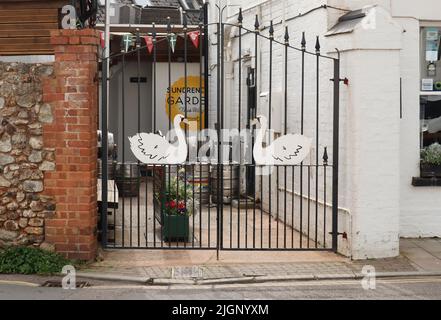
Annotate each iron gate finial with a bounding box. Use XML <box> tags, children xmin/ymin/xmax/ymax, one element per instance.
<box><xmin>315</xmin><ymin>36</ymin><xmax>321</xmax><ymax>54</ymax></box>
<box><xmin>284</xmin><ymin>26</ymin><xmax>290</xmax><ymax>45</ymax></box>
<box><xmin>254</xmin><ymin>15</ymin><xmax>260</xmax><ymax>32</ymax></box>
<box><xmin>301</xmin><ymin>32</ymin><xmax>306</xmax><ymax>50</ymax></box>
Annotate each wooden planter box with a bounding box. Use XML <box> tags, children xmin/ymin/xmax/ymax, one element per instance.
<box><xmin>420</xmin><ymin>163</ymin><xmax>441</xmax><ymax>178</ymax></box>
<box><xmin>161</xmin><ymin>214</ymin><xmax>189</xmax><ymax>242</ymax></box>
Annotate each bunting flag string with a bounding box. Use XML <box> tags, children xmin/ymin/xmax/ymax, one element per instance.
<box><xmin>188</xmin><ymin>31</ymin><xmax>200</xmax><ymax>49</ymax></box>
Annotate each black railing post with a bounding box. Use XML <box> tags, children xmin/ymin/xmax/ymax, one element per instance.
<box><xmin>216</xmin><ymin>6</ymin><xmax>222</xmax><ymax>259</ymax></box>
<box><xmin>332</xmin><ymin>54</ymin><xmax>341</xmax><ymax>253</ymax></box>
<box><xmin>203</xmin><ymin>2</ymin><xmax>209</xmax><ymax>129</ymax></box>
<box><xmin>101</xmin><ymin>57</ymin><xmax>108</xmax><ymax>248</ymax></box>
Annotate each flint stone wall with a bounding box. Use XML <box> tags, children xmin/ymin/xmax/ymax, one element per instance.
<box><xmin>0</xmin><ymin>62</ymin><xmax>56</xmax><ymax>249</ymax></box>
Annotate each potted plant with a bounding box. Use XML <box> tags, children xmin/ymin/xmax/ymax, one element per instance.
<box><xmin>420</xmin><ymin>142</ymin><xmax>441</xmax><ymax>178</ymax></box>
<box><xmin>156</xmin><ymin>169</ymin><xmax>196</xmax><ymax>242</ymax></box>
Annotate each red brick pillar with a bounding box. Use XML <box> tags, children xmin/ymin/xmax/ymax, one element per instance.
<box><xmin>42</xmin><ymin>29</ymin><xmax>99</xmax><ymax>260</ymax></box>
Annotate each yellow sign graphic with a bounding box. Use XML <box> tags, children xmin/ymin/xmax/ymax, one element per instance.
<box><xmin>166</xmin><ymin>76</ymin><xmax>205</xmax><ymax>131</ymax></box>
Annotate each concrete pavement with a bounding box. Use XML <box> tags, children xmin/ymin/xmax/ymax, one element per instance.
<box><xmin>72</xmin><ymin>238</ymin><xmax>441</xmax><ymax>285</ymax></box>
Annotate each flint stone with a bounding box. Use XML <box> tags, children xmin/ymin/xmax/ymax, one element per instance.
<box><xmin>18</xmin><ymin>218</ymin><xmax>28</xmax><ymax>228</ymax></box>
<box><xmin>39</xmin><ymin>161</ymin><xmax>55</xmax><ymax>171</ymax></box>
<box><xmin>38</xmin><ymin>103</ymin><xmax>53</xmax><ymax>123</ymax></box>
<box><xmin>30</xmin><ymin>200</ymin><xmax>43</xmax><ymax>212</ymax></box>
<box><xmin>29</xmin><ymin>136</ymin><xmax>43</xmax><ymax>150</ymax></box>
<box><xmin>23</xmin><ymin>180</ymin><xmax>43</xmax><ymax>192</ymax></box>
<box><xmin>0</xmin><ymin>229</ymin><xmax>18</xmax><ymax>241</ymax></box>
<box><xmin>0</xmin><ymin>176</ymin><xmax>11</xmax><ymax>187</ymax></box>
<box><xmin>0</xmin><ymin>155</ymin><xmax>14</xmax><ymax>166</ymax></box>
<box><xmin>22</xmin><ymin>209</ymin><xmax>36</xmax><ymax>218</ymax></box>
<box><xmin>28</xmin><ymin>218</ymin><xmax>44</xmax><ymax>227</ymax></box>
<box><xmin>0</xmin><ymin>133</ymin><xmax>11</xmax><ymax>152</ymax></box>
<box><xmin>28</xmin><ymin>151</ymin><xmax>43</xmax><ymax>163</ymax></box>
<box><xmin>4</xmin><ymin>220</ymin><xmax>19</xmax><ymax>231</ymax></box>
<box><xmin>16</xmin><ymin>94</ymin><xmax>35</xmax><ymax>108</ymax></box>
<box><xmin>24</xmin><ymin>227</ymin><xmax>43</xmax><ymax>235</ymax></box>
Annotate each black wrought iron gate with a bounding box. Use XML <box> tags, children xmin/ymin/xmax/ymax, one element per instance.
<box><xmin>99</xmin><ymin>6</ymin><xmax>341</xmax><ymax>253</ymax></box>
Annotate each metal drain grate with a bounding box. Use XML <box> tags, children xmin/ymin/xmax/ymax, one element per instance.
<box><xmin>41</xmin><ymin>280</ymin><xmax>90</xmax><ymax>288</ymax></box>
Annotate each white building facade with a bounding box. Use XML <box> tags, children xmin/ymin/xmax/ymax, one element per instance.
<box><xmin>206</xmin><ymin>0</ymin><xmax>441</xmax><ymax>259</ymax></box>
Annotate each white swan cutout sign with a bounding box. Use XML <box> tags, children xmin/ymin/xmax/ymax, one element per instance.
<box><xmin>252</xmin><ymin>115</ymin><xmax>311</xmax><ymax>165</ymax></box>
<box><xmin>129</xmin><ymin>114</ymin><xmax>311</xmax><ymax>165</ymax></box>
<box><xmin>129</xmin><ymin>114</ymin><xmax>189</xmax><ymax>165</ymax></box>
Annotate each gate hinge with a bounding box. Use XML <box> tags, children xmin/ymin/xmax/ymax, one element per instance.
<box><xmin>330</xmin><ymin>77</ymin><xmax>349</xmax><ymax>85</ymax></box>
<box><xmin>328</xmin><ymin>231</ymin><xmax>347</xmax><ymax>239</ymax></box>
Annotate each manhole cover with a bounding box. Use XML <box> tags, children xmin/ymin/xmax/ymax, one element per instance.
<box><xmin>41</xmin><ymin>280</ymin><xmax>91</xmax><ymax>288</ymax></box>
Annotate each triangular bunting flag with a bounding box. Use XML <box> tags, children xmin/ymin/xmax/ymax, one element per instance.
<box><xmin>143</xmin><ymin>35</ymin><xmax>154</xmax><ymax>54</ymax></box>
<box><xmin>188</xmin><ymin>31</ymin><xmax>200</xmax><ymax>49</ymax></box>
<box><xmin>168</xmin><ymin>33</ymin><xmax>177</xmax><ymax>53</ymax></box>
<box><xmin>100</xmin><ymin>31</ymin><xmax>105</xmax><ymax>49</ymax></box>
<box><xmin>122</xmin><ymin>34</ymin><xmax>132</xmax><ymax>52</ymax></box>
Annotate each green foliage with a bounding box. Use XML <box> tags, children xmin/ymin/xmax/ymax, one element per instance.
<box><xmin>0</xmin><ymin>247</ymin><xmax>70</xmax><ymax>275</ymax></box>
<box><xmin>421</xmin><ymin>143</ymin><xmax>441</xmax><ymax>166</ymax></box>
<box><xmin>163</xmin><ymin>175</ymin><xmax>196</xmax><ymax>217</ymax></box>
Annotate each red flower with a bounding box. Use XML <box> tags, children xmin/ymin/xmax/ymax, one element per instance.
<box><xmin>177</xmin><ymin>201</ymin><xmax>186</xmax><ymax>210</ymax></box>
<box><xmin>168</xmin><ymin>200</ymin><xmax>177</xmax><ymax>209</ymax></box>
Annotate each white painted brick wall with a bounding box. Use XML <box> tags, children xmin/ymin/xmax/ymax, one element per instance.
<box><xmin>207</xmin><ymin>0</ymin><xmax>441</xmax><ymax>258</ymax></box>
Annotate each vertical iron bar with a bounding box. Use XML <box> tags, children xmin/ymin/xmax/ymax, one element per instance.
<box><xmin>184</xmin><ymin>14</ymin><xmax>188</xmax><ymax>249</ymax></box>
<box><xmin>291</xmin><ymin>165</ymin><xmax>295</xmax><ymax>248</ymax></box>
<box><xmin>167</xmin><ymin>18</ymin><xmax>172</xmax><ymax>248</ymax></box>
<box><xmin>253</xmin><ymin>15</ymin><xmax>261</xmax><ymax>250</ymax></box>
<box><xmin>230</xmin><ymin>163</ymin><xmax>233</xmax><ymax>248</ymax></box>
<box><xmin>220</xmin><ymin>20</ymin><xmax>225</xmax><ymax>252</ymax></box>
<box><xmin>203</xmin><ymin>2</ymin><xmax>209</xmax><ymax>129</ymax></box>
<box><xmin>323</xmin><ymin>147</ymin><xmax>328</xmax><ymax>248</ymax></box>
<box><xmin>121</xmin><ymin>54</ymin><xmax>125</xmax><ymax>248</ymax></box>
<box><xmin>166</xmin><ymin>17</ymin><xmax>172</xmax><ymax>231</ymax></box>
<box><xmin>315</xmin><ymin>37</ymin><xmax>320</xmax><ymax>248</ymax></box>
<box><xmin>332</xmin><ymin>56</ymin><xmax>341</xmax><ymax>252</ymax></box>
<box><xmin>101</xmin><ymin>57</ymin><xmax>108</xmax><ymax>248</ymax></box>
<box><xmin>136</xmin><ymin>30</ymin><xmax>141</xmax><ymax>247</ymax></box>
<box><xmin>152</xmin><ymin>24</ymin><xmax>157</xmax><ymax>248</ymax></box>
<box><xmin>299</xmin><ymin>32</ymin><xmax>306</xmax><ymax>248</ymax></box>
<box><xmin>113</xmin><ymin>165</ymin><xmax>116</xmax><ymax>247</ymax></box>
<box><xmin>324</xmin><ymin>164</ymin><xmax>327</xmax><ymax>247</ymax></box>
<box><xmin>284</xmin><ymin>27</ymin><xmax>289</xmax><ymax>249</ymax></box>
<box><xmin>199</xmin><ymin>19</ymin><xmax>203</xmax><ymax>249</ymax></box>
<box><xmin>237</xmin><ymin>10</ymin><xmax>242</xmax><ymax>249</ymax></box>
<box><xmin>216</xmin><ymin>14</ymin><xmax>221</xmax><ymax>257</ymax></box>
<box><xmin>192</xmin><ymin>164</ymin><xmax>195</xmax><ymax>248</ymax></box>
<box><xmin>307</xmin><ymin>165</ymin><xmax>311</xmax><ymax>248</ymax></box>
<box><xmin>268</xmin><ymin>21</ymin><xmax>274</xmax><ymax>249</ymax></box>
<box><xmin>130</xmin><ymin>164</ymin><xmax>133</xmax><ymax>247</ymax></box>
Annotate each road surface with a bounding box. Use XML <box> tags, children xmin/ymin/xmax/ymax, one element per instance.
<box><xmin>0</xmin><ymin>277</ymin><xmax>441</xmax><ymax>300</ymax></box>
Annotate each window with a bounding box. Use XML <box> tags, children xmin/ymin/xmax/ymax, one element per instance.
<box><xmin>420</xmin><ymin>27</ymin><xmax>441</xmax><ymax>146</ymax></box>
<box><xmin>419</xmin><ymin>26</ymin><xmax>441</xmax><ymax>181</ymax></box>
